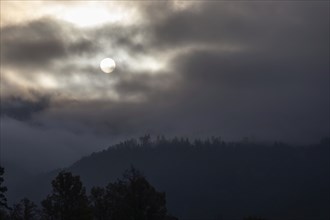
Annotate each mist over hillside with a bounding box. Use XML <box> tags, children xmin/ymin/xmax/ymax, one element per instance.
<box><xmin>1</xmin><ymin>1</ymin><xmax>329</xmax><ymax>220</ymax></box>
<box><xmin>7</xmin><ymin>136</ymin><xmax>330</xmax><ymax>220</ymax></box>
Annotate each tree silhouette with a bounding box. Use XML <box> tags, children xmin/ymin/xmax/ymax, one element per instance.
<box><xmin>10</xmin><ymin>198</ymin><xmax>39</xmax><ymax>220</ymax></box>
<box><xmin>139</xmin><ymin>134</ymin><xmax>151</xmax><ymax>146</ymax></box>
<box><xmin>41</xmin><ymin>171</ymin><xmax>91</xmax><ymax>220</ymax></box>
<box><xmin>89</xmin><ymin>187</ymin><xmax>109</xmax><ymax>220</ymax></box>
<box><xmin>111</xmin><ymin>167</ymin><xmax>167</xmax><ymax>220</ymax></box>
<box><xmin>0</xmin><ymin>166</ymin><xmax>10</xmax><ymax>219</ymax></box>
<box><xmin>0</xmin><ymin>166</ymin><xmax>8</xmax><ymax>209</ymax></box>
<box><xmin>243</xmin><ymin>216</ymin><xmax>267</xmax><ymax>220</ymax></box>
<box><xmin>90</xmin><ymin>167</ymin><xmax>167</xmax><ymax>220</ymax></box>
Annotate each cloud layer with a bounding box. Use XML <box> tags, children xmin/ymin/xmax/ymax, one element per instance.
<box><xmin>1</xmin><ymin>1</ymin><xmax>329</xmax><ymax>171</ymax></box>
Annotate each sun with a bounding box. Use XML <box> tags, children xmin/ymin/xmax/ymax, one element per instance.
<box><xmin>100</xmin><ymin>58</ymin><xmax>116</xmax><ymax>73</ymax></box>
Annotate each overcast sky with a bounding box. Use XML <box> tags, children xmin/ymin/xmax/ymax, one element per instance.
<box><xmin>1</xmin><ymin>1</ymin><xmax>329</xmax><ymax>172</ymax></box>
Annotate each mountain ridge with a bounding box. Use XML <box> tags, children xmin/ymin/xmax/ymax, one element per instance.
<box><xmin>8</xmin><ymin>136</ymin><xmax>330</xmax><ymax>220</ymax></box>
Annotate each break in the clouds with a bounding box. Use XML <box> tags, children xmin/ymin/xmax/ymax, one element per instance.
<box><xmin>0</xmin><ymin>1</ymin><xmax>329</xmax><ymax>171</ymax></box>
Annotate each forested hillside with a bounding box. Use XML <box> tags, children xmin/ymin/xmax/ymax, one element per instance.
<box><xmin>8</xmin><ymin>136</ymin><xmax>330</xmax><ymax>220</ymax></box>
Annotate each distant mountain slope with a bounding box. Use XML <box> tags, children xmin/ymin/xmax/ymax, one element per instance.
<box><xmin>10</xmin><ymin>137</ymin><xmax>330</xmax><ymax>220</ymax></box>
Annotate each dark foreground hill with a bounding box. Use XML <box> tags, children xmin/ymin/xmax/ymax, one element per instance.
<box><xmin>10</xmin><ymin>136</ymin><xmax>330</xmax><ymax>220</ymax></box>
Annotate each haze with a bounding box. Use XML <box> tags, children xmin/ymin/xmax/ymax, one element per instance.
<box><xmin>0</xmin><ymin>0</ymin><xmax>329</xmax><ymax>174</ymax></box>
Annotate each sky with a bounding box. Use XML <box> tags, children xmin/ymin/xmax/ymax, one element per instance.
<box><xmin>0</xmin><ymin>0</ymin><xmax>329</xmax><ymax>172</ymax></box>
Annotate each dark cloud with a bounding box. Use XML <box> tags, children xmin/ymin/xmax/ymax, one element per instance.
<box><xmin>2</xmin><ymin>18</ymin><xmax>97</xmax><ymax>68</ymax></box>
<box><xmin>1</xmin><ymin>94</ymin><xmax>51</xmax><ymax>121</ymax></box>
<box><xmin>138</xmin><ymin>2</ymin><xmax>329</xmax><ymax>142</ymax></box>
<box><xmin>3</xmin><ymin>38</ymin><xmax>65</xmax><ymax>66</ymax></box>
<box><xmin>67</xmin><ymin>37</ymin><xmax>98</xmax><ymax>56</ymax></box>
<box><xmin>149</xmin><ymin>2</ymin><xmax>329</xmax><ymax>51</ymax></box>
<box><xmin>113</xmin><ymin>71</ymin><xmax>175</xmax><ymax>99</ymax></box>
<box><xmin>169</xmin><ymin>48</ymin><xmax>329</xmax><ymax>141</ymax></box>
<box><xmin>85</xmin><ymin>23</ymin><xmax>154</xmax><ymax>63</ymax></box>
<box><xmin>2</xmin><ymin>19</ymin><xmax>65</xmax><ymax>66</ymax></box>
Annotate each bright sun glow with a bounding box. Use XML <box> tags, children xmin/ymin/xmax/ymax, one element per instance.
<box><xmin>55</xmin><ymin>3</ymin><xmax>135</xmax><ymax>27</ymax></box>
<box><xmin>1</xmin><ymin>2</ymin><xmax>142</xmax><ymax>28</ymax></box>
<box><xmin>59</xmin><ymin>7</ymin><xmax>117</xmax><ymax>27</ymax></box>
<box><xmin>37</xmin><ymin>74</ymin><xmax>58</xmax><ymax>89</ymax></box>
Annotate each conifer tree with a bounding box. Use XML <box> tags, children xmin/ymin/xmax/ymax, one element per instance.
<box><xmin>42</xmin><ymin>171</ymin><xmax>91</xmax><ymax>220</ymax></box>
